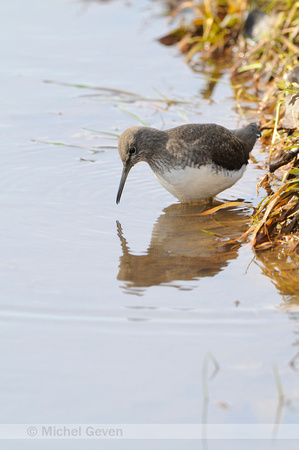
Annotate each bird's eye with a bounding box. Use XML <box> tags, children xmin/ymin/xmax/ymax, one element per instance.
<box><xmin>129</xmin><ymin>146</ymin><xmax>136</xmax><ymax>155</ymax></box>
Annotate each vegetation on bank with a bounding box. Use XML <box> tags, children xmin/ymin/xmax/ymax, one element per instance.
<box><xmin>159</xmin><ymin>0</ymin><xmax>299</xmax><ymax>250</ymax></box>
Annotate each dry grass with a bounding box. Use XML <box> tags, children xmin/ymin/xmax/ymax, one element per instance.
<box><xmin>159</xmin><ymin>0</ymin><xmax>299</xmax><ymax>250</ymax></box>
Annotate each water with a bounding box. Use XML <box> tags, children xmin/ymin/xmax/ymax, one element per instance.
<box><xmin>1</xmin><ymin>0</ymin><xmax>299</xmax><ymax>449</ymax></box>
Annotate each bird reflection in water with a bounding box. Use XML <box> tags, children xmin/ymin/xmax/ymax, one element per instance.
<box><xmin>116</xmin><ymin>201</ymin><xmax>251</xmax><ymax>292</ymax></box>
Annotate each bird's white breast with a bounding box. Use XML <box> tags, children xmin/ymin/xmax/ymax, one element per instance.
<box><xmin>155</xmin><ymin>164</ymin><xmax>247</xmax><ymax>202</ymax></box>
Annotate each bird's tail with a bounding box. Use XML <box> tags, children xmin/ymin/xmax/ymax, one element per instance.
<box><xmin>230</xmin><ymin>123</ymin><xmax>262</xmax><ymax>150</ymax></box>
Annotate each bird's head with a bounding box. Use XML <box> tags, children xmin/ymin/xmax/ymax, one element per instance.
<box><xmin>116</xmin><ymin>126</ymin><xmax>149</xmax><ymax>204</ymax></box>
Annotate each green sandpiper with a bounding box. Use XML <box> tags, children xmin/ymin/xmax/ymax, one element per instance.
<box><xmin>116</xmin><ymin>122</ymin><xmax>261</xmax><ymax>204</ymax></box>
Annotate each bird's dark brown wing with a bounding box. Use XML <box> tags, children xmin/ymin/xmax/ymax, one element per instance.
<box><xmin>166</xmin><ymin>123</ymin><xmax>251</xmax><ymax>171</ymax></box>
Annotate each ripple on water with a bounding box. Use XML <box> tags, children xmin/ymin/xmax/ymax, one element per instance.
<box><xmin>0</xmin><ymin>302</ymin><xmax>279</xmax><ymax>335</ymax></box>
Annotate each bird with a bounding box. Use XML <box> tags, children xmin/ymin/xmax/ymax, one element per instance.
<box><xmin>244</xmin><ymin>9</ymin><xmax>273</xmax><ymax>42</ymax></box>
<box><xmin>116</xmin><ymin>122</ymin><xmax>261</xmax><ymax>204</ymax></box>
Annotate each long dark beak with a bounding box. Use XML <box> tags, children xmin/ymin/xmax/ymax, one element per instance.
<box><xmin>116</xmin><ymin>163</ymin><xmax>131</xmax><ymax>204</ymax></box>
